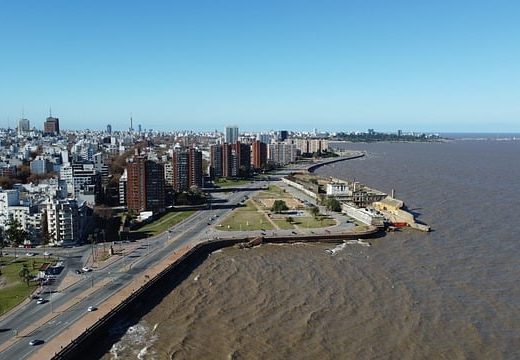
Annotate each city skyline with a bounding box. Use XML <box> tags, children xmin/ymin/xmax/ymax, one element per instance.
<box><xmin>1</xmin><ymin>1</ymin><xmax>519</xmax><ymax>132</ymax></box>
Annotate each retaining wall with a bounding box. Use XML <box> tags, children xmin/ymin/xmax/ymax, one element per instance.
<box><xmin>52</xmin><ymin>227</ymin><xmax>382</xmax><ymax>359</ymax></box>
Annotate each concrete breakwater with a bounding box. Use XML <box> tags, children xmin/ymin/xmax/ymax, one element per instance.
<box><xmin>49</xmin><ymin>227</ymin><xmax>381</xmax><ymax>360</ymax></box>
<box><xmin>306</xmin><ymin>151</ymin><xmax>365</xmax><ymax>173</ymax></box>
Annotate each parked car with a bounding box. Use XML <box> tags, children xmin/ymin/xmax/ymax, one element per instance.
<box><xmin>82</xmin><ymin>267</ymin><xmax>92</xmax><ymax>272</ymax></box>
<box><xmin>87</xmin><ymin>306</ymin><xmax>97</xmax><ymax>312</ymax></box>
<box><xmin>75</xmin><ymin>269</ymin><xmax>82</xmax><ymax>274</ymax></box>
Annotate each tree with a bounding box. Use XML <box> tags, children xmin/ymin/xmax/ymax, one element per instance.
<box><xmin>271</xmin><ymin>200</ymin><xmax>289</xmax><ymax>214</ymax></box>
<box><xmin>323</xmin><ymin>197</ymin><xmax>342</xmax><ymax>212</ymax></box>
<box><xmin>5</xmin><ymin>219</ymin><xmax>28</xmax><ymax>248</ymax></box>
<box><xmin>19</xmin><ymin>264</ymin><xmax>31</xmax><ymax>286</ymax></box>
<box><xmin>308</xmin><ymin>205</ymin><xmax>320</xmax><ymax>219</ymax></box>
<box><xmin>41</xmin><ymin>211</ymin><xmax>52</xmax><ymax>250</ymax></box>
<box><xmin>0</xmin><ymin>227</ymin><xmax>4</xmax><ymax>258</ymax></box>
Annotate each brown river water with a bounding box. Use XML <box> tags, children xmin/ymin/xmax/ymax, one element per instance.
<box><xmin>103</xmin><ymin>139</ymin><xmax>520</xmax><ymax>359</ymax></box>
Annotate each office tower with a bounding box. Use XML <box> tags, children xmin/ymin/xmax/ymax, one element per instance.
<box><xmin>252</xmin><ymin>140</ymin><xmax>267</xmax><ymax>169</ymax></box>
<box><xmin>107</xmin><ymin>124</ymin><xmax>112</xmax><ymax>134</ymax></box>
<box><xmin>278</xmin><ymin>130</ymin><xmax>288</xmax><ymax>141</ymax></box>
<box><xmin>225</xmin><ymin>125</ymin><xmax>239</xmax><ymax>144</ymax></box>
<box><xmin>18</xmin><ymin>118</ymin><xmax>30</xmax><ymax>133</ymax></box>
<box><xmin>44</xmin><ymin>116</ymin><xmax>60</xmax><ymax>135</ymax></box>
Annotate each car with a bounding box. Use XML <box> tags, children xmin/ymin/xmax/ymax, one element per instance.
<box><xmin>82</xmin><ymin>267</ymin><xmax>92</xmax><ymax>272</ymax></box>
<box><xmin>25</xmin><ymin>252</ymin><xmax>35</xmax><ymax>257</ymax></box>
<box><xmin>87</xmin><ymin>306</ymin><xmax>97</xmax><ymax>312</ymax></box>
<box><xmin>75</xmin><ymin>269</ymin><xmax>82</xmax><ymax>274</ymax></box>
<box><xmin>29</xmin><ymin>339</ymin><xmax>44</xmax><ymax>346</ymax></box>
<box><xmin>36</xmin><ymin>298</ymin><xmax>46</xmax><ymax>304</ymax></box>
<box><xmin>43</xmin><ymin>251</ymin><xmax>51</xmax><ymax>256</ymax></box>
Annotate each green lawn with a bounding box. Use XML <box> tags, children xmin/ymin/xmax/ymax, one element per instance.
<box><xmin>294</xmin><ymin>216</ymin><xmax>337</xmax><ymax>228</ymax></box>
<box><xmin>254</xmin><ymin>185</ymin><xmax>287</xmax><ymax>199</ymax></box>
<box><xmin>0</xmin><ymin>257</ymin><xmax>47</xmax><ymax>315</ymax></box>
<box><xmin>218</xmin><ymin>201</ymin><xmax>274</xmax><ymax>231</ymax></box>
<box><xmin>133</xmin><ymin>211</ymin><xmax>194</xmax><ymax>237</ymax></box>
<box><xmin>215</xmin><ymin>178</ymin><xmax>252</xmax><ymax>188</ymax></box>
<box><xmin>272</xmin><ymin>219</ymin><xmax>295</xmax><ymax>230</ymax></box>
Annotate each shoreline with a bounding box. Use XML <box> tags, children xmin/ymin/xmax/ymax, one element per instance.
<box><xmin>306</xmin><ymin>151</ymin><xmax>365</xmax><ymax>173</ymax></box>
<box><xmin>37</xmin><ymin>226</ymin><xmax>382</xmax><ymax>359</ymax></box>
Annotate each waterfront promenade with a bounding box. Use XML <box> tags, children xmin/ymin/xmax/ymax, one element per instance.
<box><xmin>2</xmin><ymin>154</ymin><xmax>371</xmax><ymax>359</ymax></box>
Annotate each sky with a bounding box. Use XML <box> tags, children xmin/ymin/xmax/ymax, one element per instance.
<box><xmin>0</xmin><ymin>0</ymin><xmax>519</xmax><ymax>133</ymax></box>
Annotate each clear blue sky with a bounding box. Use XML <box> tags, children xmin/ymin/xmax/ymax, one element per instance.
<box><xmin>1</xmin><ymin>0</ymin><xmax>519</xmax><ymax>132</ymax></box>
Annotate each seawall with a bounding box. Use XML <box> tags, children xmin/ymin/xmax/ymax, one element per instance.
<box><xmin>49</xmin><ymin>227</ymin><xmax>381</xmax><ymax>360</ymax></box>
<box><xmin>306</xmin><ymin>151</ymin><xmax>365</xmax><ymax>173</ymax></box>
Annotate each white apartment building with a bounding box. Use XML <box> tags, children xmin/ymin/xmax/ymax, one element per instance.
<box><xmin>45</xmin><ymin>199</ymin><xmax>81</xmax><ymax>246</ymax></box>
<box><xmin>268</xmin><ymin>142</ymin><xmax>296</xmax><ymax>166</ymax></box>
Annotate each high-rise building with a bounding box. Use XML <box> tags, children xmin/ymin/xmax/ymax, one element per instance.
<box><xmin>252</xmin><ymin>140</ymin><xmax>267</xmax><ymax>169</ymax></box>
<box><xmin>44</xmin><ymin>116</ymin><xmax>60</xmax><ymax>135</ymax></box>
<box><xmin>292</xmin><ymin>138</ymin><xmax>329</xmax><ymax>155</ymax></box>
<box><xmin>126</xmin><ymin>153</ymin><xmax>146</xmax><ymax>212</ymax></box>
<box><xmin>268</xmin><ymin>142</ymin><xmax>296</xmax><ymax>166</ymax></box>
<box><xmin>18</xmin><ymin>118</ymin><xmax>30</xmax><ymax>133</ymax></box>
<box><xmin>278</xmin><ymin>130</ymin><xmax>288</xmax><ymax>141</ymax></box>
<box><xmin>210</xmin><ymin>145</ymin><xmax>223</xmax><ymax>178</ymax></box>
<box><xmin>221</xmin><ymin>143</ymin><xmax>236</xmax><ymax>178</ymax></box>
<box><xmin>235</xmin><ymin>142</ymin><xmax>251</xmax><ymax>176</ymax></box>
<box><xmin>213</xmin><ymin>142</ymin><xmax>251</xmax><ymax>178</ymax></box>
<box><xmin>145</xmin><ymin>160</ymin><xmax>165</xmax><ymax>211</ymax></box>
<box><xmin>188</xmin><ymin>148</ymin><xmax>203</xmax><ymax>189</ymax></box>
<box><xmin>45</xmin><ymin>199</ymin><xmax>81</xmax><ymax>246</ymax></box>
<box><xmin>172</xmin><ymin>150</ymin><xmax>189</xmax><ymax>192</ymax></box>
<box><xmin>119</xmin><ymin>169</ymin><xmax>127</xmax><ymax>205</ymax></box>
<box><xmin>225</xmin><ymin>125</ymin><xmax>239</xmax><ymax>144</ymax></box>
<box><xmin>107</xmin><ymin>124</ymin><xmax>112</xmax><ymax>134</ymax></box>
<box><xmin>172</xmin><ymin>148</ymin><xmax>203</xmax><ymax>192</ymax></box>
<box><xmin>126</xmin><ymin>151</ymin><xmax>165</xmax><ymax>213</ymax></box>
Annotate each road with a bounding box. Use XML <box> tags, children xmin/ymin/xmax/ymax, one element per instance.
<box><xmin>0</xmin><ymin>182</ymin><xmax>265</xmax><ymax>360</ymax></box>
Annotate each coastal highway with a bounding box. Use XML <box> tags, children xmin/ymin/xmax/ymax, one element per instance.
<box><xmin>0</xmin><ymin>182</ymin><xmax>265</xmax><ymax>360</ymax></box>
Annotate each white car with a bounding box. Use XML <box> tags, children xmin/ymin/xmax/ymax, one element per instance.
<box><xmin>43</xmin><ymin>251</ymin><xmax>51</xmax><ymax>256</ymax></box>
<box><xmin>82</xmin><ymin>267</ymin><xmax>92</xmax><ymax>272</ymax></box>
<box><xmin>36</xmin><ymin>298</ymin><xmax>46</xmax><ymax>304</ymax></box>
<box><xmin>25</xmin><ymin>252</ymin><xmax>35</xmax><ymax>257</ymax></box>
<box><xmin>87</xmin><ymin>306</ymin><xmax>97</xmax><ymax>312</ymax></box>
